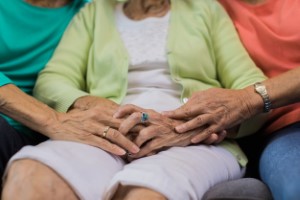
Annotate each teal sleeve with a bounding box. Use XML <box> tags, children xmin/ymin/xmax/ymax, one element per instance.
<box><xmin>33</xmin><ymin>3</ymin><xmax>95</xmax><ymax>112</ymax></box>
<box><xmin>0</xmin><ymin>73</ymin><xmax>13</xmax><ymax>87</ymax></box>
<box><xmin>210</xmin><ymin>2</ymin><xmax>268</xmax><ymax>137</ymax></box>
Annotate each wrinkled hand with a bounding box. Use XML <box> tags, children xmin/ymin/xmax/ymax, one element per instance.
<box><xmin>114</xmin><ymin>104</ymin><xmax>217</xmax><ymax>160</ymax></box>
<box><xmin>163</xmin><ymin>88</ymin><xmax>256</xmax><ymax>143</ymax></box>
<box><xmin>48</xmin><ymin>96</ymin><xmax>140</xmax><ymax>156</ymax></box>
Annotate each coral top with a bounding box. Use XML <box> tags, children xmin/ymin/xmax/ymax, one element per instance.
<box><xmin>218</xmin><ymin>0</ymin><xmax>300</xmax><ymax>134</ymax></box>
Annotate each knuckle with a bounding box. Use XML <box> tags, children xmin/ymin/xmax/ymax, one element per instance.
<box><xmin>109</xmin><ymin>129</ymin><xmax>119</xmax><ymax>139</ymax></box>
<box><xmin>195</xmin><ymin>116</ymin><xmax>203</xmax><ymax>123</ymax></box>
<box><xmin>183</xmin><ymin>107</ymin><xmax>191</xmax><ymax>117</ymax></box>
<box><xmin>140</xmin><ymin>130</ymin><xmax>150</xmax><ymax>138</ymax></box>
<box><xmin>148</xmin><ymin>109</ymin><xmax>156</xmax><ymax>114</ymax></box>
<box><xmin>205</xmin><ymin>128</ymin><xmax>215</xmax><ymax>135</ymax></box>
<box><xmin>133</xmin><ymin>112</ymin><xmax>141</xmax><ymax>120</ymax></box>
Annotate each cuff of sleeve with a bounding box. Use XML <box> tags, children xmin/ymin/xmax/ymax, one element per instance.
<box><xmin>35</xmin><ymin>89</ymin><xmax>89</xmax><ymax>113</ymax></box>
<box><xmin>0</xmin><ymin>74</ymin><xmax>13</xmax><ymax>86</ymax></box>
<box><xmin>54</xmin><ymin>90</ymin><xmax>89</xmax><ymax>112</ymax></box>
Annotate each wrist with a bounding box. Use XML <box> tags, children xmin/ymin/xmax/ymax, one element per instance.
<box><xmin>240</xmin><ymin>86</ymin><xmax>264</xmax><ymax>118</ymax></box>
<box><xmin>69</xmin><ymin>95</ymin><xmax>91</xmax><ymax>111</ymax></box>
<box><xmin>254</xmin><ymin>82</ymin><xmax>272</xmax><ymax>112</ymax></box>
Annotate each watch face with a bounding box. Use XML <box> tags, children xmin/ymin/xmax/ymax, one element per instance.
<box><xmin>257</xmin><ymin>86</ymin><xmax>264</xmax><ymax>93</ymax></box>
<box><xmin>257</xmin><ymin>87</ymin><xmax>268</xmax><ymax>96</ymax></box>
<box><xmin>254</xmin><ymin>82</ymin><xmax>271</xmax><ymax>112</ymax></box>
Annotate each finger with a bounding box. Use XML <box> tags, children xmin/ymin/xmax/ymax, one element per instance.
<box><xmin>130</xmin><ymin>124</ymin><xmax>145</xmax><ymax>133</ymax></box>
<box><xmin>214</xmin><ymin>130</ymin><xmax>227</xmax><ymax>144</ymax></box>
<box><xmin>113</xmin><ymin>104</ymin><xmax>143</xmax><ymax>118</ymax></box>
<box><xmin>86</xmin><ymin>135</ymin><xmax>128</xmax><ymax>156</ymax></box>
<box><xmin>130</xmin><ymin>139</ymin><xmax>161</xmax><ymax>159</ymax></box>
<box><xmin>146</xmin><ymin>151</ymin><xmax>157</xmax><ymax>157</ymax></box>
<box><xmin>175</xmin><ymin>114</ymin><xmax>211</xmax><ymax>133</ymax></box>
<box><xmin>202</xmin><ymin>133</ymin><xmax>220</xmax><ymax>145</ymax></box>
<box><xmin>162</xmin><ymin>105</ymin><xmax>193</xmax><ymax>119</ymax></box>
<box><xmin>162</xmin><ymin>101</ymin><xmax>207</xmax><ymax>119</ymax></box>
<box><xmin>134</xmin><ymin>126</ymin><xmax>161</xmax><ymax>147</ymax></box>
<box><xmin>118</xmin><ymin>112</ymin><xmax>143</xmax><ymax>134</ymax></box>
<box><xmin>126</xmin><ymin>150</ymin><xmax>157</xmax><ymax>162</ymax></box>
<box><xmin>191</xmin><ymin>125</ymin><xmax>220</xmax><ymax>144</ymax></box>
<box><xmin>97</xmin><ymin>127</ymin><xmax>140</xmax><ymax>154</ymax></box>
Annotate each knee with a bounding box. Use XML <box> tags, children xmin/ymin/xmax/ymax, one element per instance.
<box><xmin>2</xmin><ymin>159</ymin><xmax>38</xmax><ymax>199</ymax></box>
<box><xmin>2</xmin><ymin>159</ymin><xmax>52</xmax><ymax>200</ymax></box>
<box><xmin>3</xmin><ymin>159</ymin><xmax>36</xmax><ymax>186</ymax></box>
<box><xmin>2</xmin><ymin>159</ymin><xmax>78</xmax><ymax>200</ymax></box>
<box><xmin>112</xmin><ymin>185</ymin><xmax>167</xmax><ymax>200</ymax></box>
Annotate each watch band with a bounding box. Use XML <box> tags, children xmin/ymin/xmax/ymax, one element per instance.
<box><xmin>254</xmin><ymin>82</ymin><xmax>272</xmax><ymax>112</ymax></box>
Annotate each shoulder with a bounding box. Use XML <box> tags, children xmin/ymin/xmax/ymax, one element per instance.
<box><xmin>182</xmin><ymin>0</ymin><xmax>224</xmax><ymax>10</ymax></box>
<box><xmin>176</xmin><ymin>0</ymin><xmax>228</xmax><ymax>19</ymax></box>
<box><xmin>177</xmin><ymin>0</ymin><xmax>230</xmax><ymax>23</ymax></box>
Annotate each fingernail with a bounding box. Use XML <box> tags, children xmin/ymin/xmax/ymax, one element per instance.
<box><xmin>119</xmin><ymin>149</ymin><xmax>127</xmax><ymax>155</ymax></box>
<box><xmin>191</xmin><ymin>138</ymin><xmax>198</xmax><ymax>143</ymax></box>
<box><xmin>175</xmin><ymin>126</ymin><xmax>184</xmax><ymax>133</ymax></box>
<box><xmin>132</xmin><ymin>145</ymin><xmax>140</xmax><ymax>153</ymax></box>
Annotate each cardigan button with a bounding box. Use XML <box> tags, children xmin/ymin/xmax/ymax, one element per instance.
<box><xmin>183</xmin><ymin>98</ymin><xmax>189</xmax><ymax>104</ymax></box>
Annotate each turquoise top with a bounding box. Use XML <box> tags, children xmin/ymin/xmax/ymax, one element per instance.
<box><xmin>0</xmin><ymin>0</ymin><xmax>88</xmax><ymax>136</ymax></box>
<box><xmin>34</xmin><ymin>0</ymin><xmax>267</xmax><ymax>166</ymax></box>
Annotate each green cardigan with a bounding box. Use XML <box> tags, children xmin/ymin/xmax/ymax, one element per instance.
<box><xmin>34</xmin><ymin>0</ymin><xmax>267</xmax><ymax>166</ymax></box>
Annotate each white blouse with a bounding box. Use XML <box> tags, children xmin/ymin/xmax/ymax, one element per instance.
<box><xmin>115</xmin><ymin>3</ymin><xmax>182</xmax><ymax>112</ymax></box>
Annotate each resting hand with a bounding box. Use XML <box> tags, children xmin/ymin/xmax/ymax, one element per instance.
<box><xmin>48</xmin><ymin>96</ymin><xmax>140</xmax><ymax>156</ymax></box>
<box><xmin>114</xmin><ymin>104</ymin><xmax>216</xmax><ymax>159</ymax></box>
<box><xmin>163</xmin><ymin>88</ymin><xmax>256</xmax><ymax>143</ymax></box>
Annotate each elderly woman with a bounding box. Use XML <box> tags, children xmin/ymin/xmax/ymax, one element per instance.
<box><xmin>0</xmin><ymin>0</ymin><xmax>91</xmax><ymax>187</ymax></box>
<box><xmin>165</xmin><ymin>0</ymin><xmax>300</xmax><ymax>199</ymax></box>
<box><xmin>2</xmin><ymin>0</ymin><xmax>266</xmax><ymax>199</ymax></box>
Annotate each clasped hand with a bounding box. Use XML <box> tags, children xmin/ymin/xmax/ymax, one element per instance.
<box><xmin>114</xmin><ymin>104</ymin><xmax>226</xmax><ymax>160</ymax></box>
<box><xmin>54</xmin><ymin>90</ymin><xmax>242</xmax><ymax>160</ymax></box>
<box><xmin>52</xmin><ymin>96</ymin><xmax>140</xmax><ymax>156</ymax></box>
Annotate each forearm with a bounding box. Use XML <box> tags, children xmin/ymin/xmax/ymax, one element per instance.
<box><xmin>243</xmin><ymin>67</ymin><xmax>300</xmax><ymax>116</ymax></box>
<box><xmin>0</xmin><ymin>84</ymin><xmax>59</xmax><ymax>137</ymax></box>
<box><xmin>264</xmin><ymin>67</ymin><xmax>300</xmax><ymax>108</ymax></box>
<box><xmin>0</xmin><ymin>85</ymin><xmax>138</xmax><ymax>155</ymax></box>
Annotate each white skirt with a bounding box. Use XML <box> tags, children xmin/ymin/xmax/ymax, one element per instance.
<box><xmin>6</xmin><ymin>140</ymin><xmax>245</xmax><ymax>200</ymax></box>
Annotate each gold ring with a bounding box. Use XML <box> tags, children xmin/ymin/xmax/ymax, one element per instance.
<box><xmin>102</xmin><ymin>126</ymin><xmax>110</xmax><ymax>138</ymax></box>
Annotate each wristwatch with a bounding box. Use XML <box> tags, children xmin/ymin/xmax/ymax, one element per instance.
<box><xmin>254</xmin><ymin>82</ymin><xmax>272</xmax><ymax>112</ymax></box>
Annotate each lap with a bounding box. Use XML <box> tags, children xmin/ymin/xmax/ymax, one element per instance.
<box><xmin>8</xmin><ymin>141</ymin><xmax>244</xmax><ymax>200</ymax></box>
<box><xmin>259</xmin><ymin>122</ymin><xmax>300</xmax><ymax>200</ymax></box>
<box><xmin>107</xmin><ymin>145</ymin><xmax>244</xmax><ymax>200</ymax></box>
<box><xmin>7</xmin><ymin>140</ymin><xmax>125</xmax><ymax>200</ymax></box>
<box><xmin>260</xmin><ymin>122</ymin><xmax>300</xmax><ymax>178</ymax></box>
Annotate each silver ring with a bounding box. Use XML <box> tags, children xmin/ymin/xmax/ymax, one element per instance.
<box><xmin>140</xmin><ymin>112</ymin><xmax>149</xmax><ymax>123</ymax></box>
